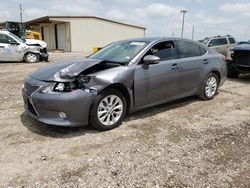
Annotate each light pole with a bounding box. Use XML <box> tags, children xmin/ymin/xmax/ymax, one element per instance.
<box><xmin>192</xmin><ymin>25</ymin><xmax>194</xmax><ymax>40</ymax></box>
<box><xmin>180</xmin><ymin>9</ymin><xmax>187</xmax><ymax>38</ymax></box>
<box><xmin>19</xmin><ymin>1</ymin><xmax>23</xmax><ymax>23</ymax></box>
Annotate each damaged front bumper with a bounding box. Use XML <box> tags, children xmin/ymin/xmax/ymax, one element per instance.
<box><xmin>22</xmin><ymin>76</ymin><xmax>96</xmax><ymax>127</ymax></box>
<box><xmin>39</xmin><ymin>48</ymin><xmax>49</xmax><ymax>62</ymax></box>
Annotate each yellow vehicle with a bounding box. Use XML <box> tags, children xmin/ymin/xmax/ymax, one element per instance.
<box><xmin>0</xmin><ymin>21</ymin><xmax>42</xmax><ymax>40</ymax></box>
<box><xmin>26</xmin><ymin>30</ymin><xmax>42</xmax><ymax>40</ymax></box>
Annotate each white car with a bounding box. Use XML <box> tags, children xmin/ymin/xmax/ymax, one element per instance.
<box><xmin>0</xmin><ymin>30</ymin><xmax>49</xmax><ymax>63</ymax></box>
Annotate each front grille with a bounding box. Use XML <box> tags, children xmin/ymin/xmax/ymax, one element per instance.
<box><xmin>24</xmin><ymin>83</ymin><xmax>40</xmax><ymax>96</ymax></box>
<box><xmin>234</xmin><ymin>51</ymin><xmax>250</xmax><ymax>66</ymax></box>
<box><xmin>27</xmin><ymin>100</ymin><xmax>38</xmax><ymax>117</ymax></box>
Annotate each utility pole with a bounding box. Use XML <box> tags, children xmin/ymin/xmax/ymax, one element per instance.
<box><xmin>192</xmin><ymin>25</ymin><xmax>194</xmax><ymax>40</ymax></box>
<box><xmin>19</xmin><ymin>1</ymin><xmax>23</xmax><ymax>23</ymax></box>
<box><xmin>180</xmin><ymin>9</ymin><xmax>187</xmax><ymax>38</ymax></box>
<box><xmin>172</xmin><ymin>31</ymin><xmax>174</xmax><ymax>37</ymax></box>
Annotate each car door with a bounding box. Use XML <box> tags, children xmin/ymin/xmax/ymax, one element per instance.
<box><xmin>0</xmin><ymin>33</ymin><xmax>22</xmax><ymax>61</ymax></box>
<box><xmin>176</xmin><ymin>40</ymin><xmax>208</xmax><ymax>95</ymax></box>
<box><xmin>134</xmin><ymin>41</ymin><xmax>181</xmax><ymax>108</ymax></box>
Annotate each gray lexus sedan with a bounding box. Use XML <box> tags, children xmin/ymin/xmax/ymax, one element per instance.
<box><xmin>22</xmin><ymin>38</ymin><xmax>227</xmax><ymax>130</ymax></box>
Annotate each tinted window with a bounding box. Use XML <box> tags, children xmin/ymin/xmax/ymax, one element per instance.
<box><xmin>145</xmin><ymin>41</ymin><xmax>177</xmax><ymax>61</ymax></box>
<box><xmin>229</xmin><ymin>37</ymin><xmax>236</xmax><ymax>44</ymax></box>
<box><xmin>0</xmin><ymin>34</ymin><xmax>11</xmax><ymax>44</ymax></box>
<box><xmin>177</xmin><ymin>41</ymin><xmax>202</xmax><ymax>58</ymax></box>
<box><xmin>209</xmin><ymin>38</ymin><xmax>227</xmax><ymax>47</ymax></box>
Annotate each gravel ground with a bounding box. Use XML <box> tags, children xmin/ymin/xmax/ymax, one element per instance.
<box><xmin>0</xmin><ymin>53</ymin><xmax>249</xmax><ymax>188</ymax></box>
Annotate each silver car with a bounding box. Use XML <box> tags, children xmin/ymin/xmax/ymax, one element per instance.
<box><xmin>22</xmin><ymin>38</ymin><xmax>227</xmax><ymax>131</ymax></box>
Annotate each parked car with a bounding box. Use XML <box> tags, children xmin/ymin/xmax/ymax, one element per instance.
<box><xmin>227</xmin><ymin>44</ymin><xmax>250</xmax><ymax>78</ymax></box>
<box><xmin>199</xmin><ymin>35</ymin><xmax>237</xmax><ymax>59</ymax></box>
<box><xmin>22</xmin><ymin>38</ymin><xmax>227</xmax><ymax>131</ymax></box>
<box><xmin>0</xmin><ymin>30</ymin><xmax>48</xmax><ymax>63</ymax></box>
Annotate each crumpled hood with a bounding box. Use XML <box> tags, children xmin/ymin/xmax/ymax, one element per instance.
<box><xmin>30</xmin><ymin>58</ymin><xmax>103</xmax><ymax>82</ymax></box>
<box><xmin>25</xmin><ymin>39</ymin><xmax>47</xmax><ymax>48</ymax></box>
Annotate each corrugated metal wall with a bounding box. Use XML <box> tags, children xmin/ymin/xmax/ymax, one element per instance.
<box><xmin>51</xmin><ymin>17</ymin><xmax>145</xmax><ymax>55</ymax></box>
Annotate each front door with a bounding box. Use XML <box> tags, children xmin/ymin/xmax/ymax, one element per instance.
<box><xmin>134</xmin><ymin>41</ymin><xmax>181</xmax><ymax>108</ymax></box>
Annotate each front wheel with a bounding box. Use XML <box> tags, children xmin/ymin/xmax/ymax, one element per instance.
<box><xmin>24</xmin><ymin>53</ymin><xmax>39</xmax><ymax>63</ymax></box>
<box><xmin>90</xmin><ymin>89</ymin><xmax>127</xmax><ymax>131</ymax></box>
<box><xmin>199</xmin><ymin>73</ymin><xmax>219</xmax><ymax>100</ymax></box>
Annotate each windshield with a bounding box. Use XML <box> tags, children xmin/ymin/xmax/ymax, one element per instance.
<box><xmin>89</xmin><ymin>41</ymin><xmax>149</xmax><ymax>64</ymax></box>
<box><xmin>8</xmin><ymin>32</ymin><xmax>24</xmax><ymax>43</ymax></box>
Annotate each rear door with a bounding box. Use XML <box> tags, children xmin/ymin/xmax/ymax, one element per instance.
<box><xmin>134</xmin><ymin>40</ymin><xmax>181</xmax><ymax>108</ymax></box>
<box><xmin>176</xmin><ymin>40</ymin><xmax>208</xmax><ymax>95</ymax></box>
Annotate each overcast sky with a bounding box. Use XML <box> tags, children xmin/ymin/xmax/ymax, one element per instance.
<box><xmin>1</xmin><ymin>0</ymin><xmax>250</xmax><ymax>40</ymax></box>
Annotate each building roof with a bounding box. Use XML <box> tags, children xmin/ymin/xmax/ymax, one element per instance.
<box><xmin>25</xmin><ymin>16</ymin><xmax>146</xmax><ymax>30</ymax></box>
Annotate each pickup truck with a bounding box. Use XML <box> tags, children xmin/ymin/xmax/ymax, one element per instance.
<box><xmin>227</xmin><ymin>44</ymin><xmax>250</xmax><ymax>78</ymax></box>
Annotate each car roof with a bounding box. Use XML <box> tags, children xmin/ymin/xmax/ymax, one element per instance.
<box><xmin>119</xmin><ymin>37</ymin><xmax>198</xmax><ymax>43</ymax></box>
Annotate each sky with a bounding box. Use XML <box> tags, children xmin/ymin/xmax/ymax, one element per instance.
<box><xmin>1</xmin><ymin>0</ymin><xmax>250</xmax><ymax>41</ymax></box>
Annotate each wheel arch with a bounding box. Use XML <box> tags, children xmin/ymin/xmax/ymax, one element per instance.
<box><xmin>101</xmin><ymin>83</ymin><xmax>131</xmax><ymax>114</ymax></box>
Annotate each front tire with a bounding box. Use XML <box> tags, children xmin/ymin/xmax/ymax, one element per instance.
<box><xmin>90</xmin><ymin>89</ymin><xmax>127</xmax><ymax>131</ymax></box>
<box><xmin>24</xmin><ymin>53</ymin><xmax>39</xmax><ymax>63</ymax></box>
<box><xmin>199</xmin><ymin>73</ymin><xmax>219</xmax><ymax>100</ymax></box>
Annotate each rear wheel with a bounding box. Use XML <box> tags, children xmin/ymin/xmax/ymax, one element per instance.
<box><xmin>199</xmin><ymin>73</ymin><xmax>219</xmax><ymax>100</ymax></box>
<box><xmin>227</xmin><ymin>63</ymin><xmax>239</xmax><ymax>78</ymax></box>
<box><xmin>90</xmin><ymin>89</ymin><xmax>127</xmax><ymax>131</ymax></box>
<box><xmin>24</xmin><ymin>53</ymin><xmax>39</xmax><ymax>63</ymax></box>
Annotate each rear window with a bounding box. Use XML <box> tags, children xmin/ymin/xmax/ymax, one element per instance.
<box><xmin>229</xmin><ymin>37</ymin><xmax>236</xmax><ymax>44</ymax></box>
<box><xmin>209</xmin><ymin>38</ymin><xmax>228</xmax><ymax>47</ymax></box>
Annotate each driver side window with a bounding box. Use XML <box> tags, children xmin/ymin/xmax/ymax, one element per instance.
<box><xmin>0</xmin><ymin>34</ymin><xmax>11</xmax><ymax>44</ymax></box>
<box><xmin>144</xmin><ymin>41</ymin><xmax>177</xmax><ymax>61</ymax></box>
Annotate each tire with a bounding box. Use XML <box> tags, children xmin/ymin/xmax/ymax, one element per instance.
<box><xmin>90</xmin><ymin>89</ymin><xmax>127</xmax><ymax>131</ymax></box>
<box><xmin>24</xmin><ymin>53</ymin><xmax>39</xmax><ymax>63</ymax></box>
<box><xmin>199</xmin><ymin>73</ymin><xmax>219</xmax><ymax>100</ymax></box>
<box><xmin>227</xmin><ymin>63</ymin><xmax>239</xmax><ymax>78</ymax></box>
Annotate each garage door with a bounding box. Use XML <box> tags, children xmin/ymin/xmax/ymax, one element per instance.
<box><xmin>56</xmin><ymin>23</ymin><xmax>66</xmax><ymax>50</ymax></box>
<box><xmin>42</xmin><ymin>26</ymin><xmax>51</xmax><ymax>49</ymax></box>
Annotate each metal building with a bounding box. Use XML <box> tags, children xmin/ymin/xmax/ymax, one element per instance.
<box><xmin>26</xmin><ymin>16</ymin><xmax>146</xmax><ymax>55</ymax></box>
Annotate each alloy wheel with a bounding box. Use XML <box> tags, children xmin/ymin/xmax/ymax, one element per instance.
<box><xmin>205</xmin><ymin>76</ymin><xmax>217</xmax><ymax>98</ymax></box>
<box><xmin>97</xmin><ymin>95</ymin><xmax>123</xmax><ymax>126</ymax></box>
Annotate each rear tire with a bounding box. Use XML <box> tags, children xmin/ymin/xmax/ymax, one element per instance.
<box><xmin>24</xmin><ymin>53</ymin><xmax>39</xmax><ymax>63</ymax></box>
<box><xmin>227</xmin><ymin>63</ymin><xmax>239</xmax><ymax>78</ymax></box>
<box><xmin>199</xmin><ymin>73</ymin><xmax>219</xmax><ymax>100</ymax></box>
<box><xmin>90</xmin><ymin>89</ymin><xmax>127</xmax><ymax>131</ymax></box>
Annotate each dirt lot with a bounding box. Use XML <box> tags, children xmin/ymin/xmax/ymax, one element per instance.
<box><xmin>0</xmin><ymin>53</ymin><xmax>249</xmax><ymax>188</ymax></box>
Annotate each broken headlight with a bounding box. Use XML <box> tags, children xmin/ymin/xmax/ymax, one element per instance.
<box><xmin>76</xmin><ymin>75</ymin><xmax>90</xmax><ymax>89</ymax></box>
<box><xmin>53</xmin><ymin>82</ymin><xmax>77</xmax><ymax>92</ymax></box>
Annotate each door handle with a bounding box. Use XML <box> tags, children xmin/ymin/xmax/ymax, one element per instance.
<box><xmin>0</xmin><ymin>46</ymin><xmax>4</xmax><ymax>48</ymax></box>
<box><xmin>203</xmin><ymin>59</ymin><xmax>209</xmax><ymax>64</ymax></box>
<box><xmin>170</xmin><ymin>63</ymin><xmax>180</xmax><ymax>70</ymax></box>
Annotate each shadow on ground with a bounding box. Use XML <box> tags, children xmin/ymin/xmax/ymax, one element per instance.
<box><xmin>228</xmin><ymin>74</ymin><xmax>250</xmax><ymax>84</ymax></box>
<box><xmin>20</xmin><ymin>95</ymin><xmax>200</xmax><ymax>138</ymax></box>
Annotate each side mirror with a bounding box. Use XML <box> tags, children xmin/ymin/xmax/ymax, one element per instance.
<box><xmin>8</xmin><ymin>39</ymin><xmax>20</xmax><ymax>45</ymax></box>
<box><xmin>143</xmin><ymin>55</ymin><xmax>160</xmax><ymax>65</ymax></box>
